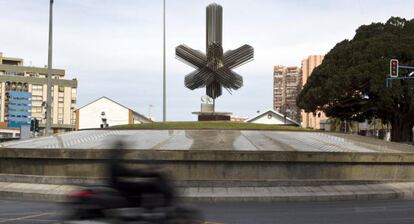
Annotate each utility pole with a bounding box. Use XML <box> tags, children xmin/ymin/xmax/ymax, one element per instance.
<box><xmin>162</xmin><ymin>0</ymin><xmax>166</xmax><ymax>122</ymax></box>
<box><xmin>45</xmin><ymin>0</ymin><xmax>54</xmax><ymax>135</ymax></box>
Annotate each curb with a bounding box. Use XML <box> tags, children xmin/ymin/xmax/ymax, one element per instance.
<box><xmin>0</xmin><ymin>190</ymin><xmax>67</xmax><ymax>202</ymax></box>
<box><xmin>182</xmin><ymin>191</ymin><xmax>407</xmax><ymax>203</ymax></box>
<box><xmin>1</xmin><ymin>182</ymin><xmax>414</xmax><ymax>203</ymax></box>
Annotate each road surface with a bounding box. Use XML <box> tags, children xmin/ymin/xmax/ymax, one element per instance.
<box><xmin>1</xmin><ymin>199</ymin><xmax>414</xmax><ymax>223</ymax></box>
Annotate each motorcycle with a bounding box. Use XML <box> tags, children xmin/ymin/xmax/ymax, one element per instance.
<box><xmin>62</xmin><ymin>142</ymin><xmax>203</xmax><ymax>224</ymax></box>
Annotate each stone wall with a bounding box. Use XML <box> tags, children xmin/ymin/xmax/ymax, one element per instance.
<box><xmin>1</xmin><ymin>148</ymin><xmax>414</xmax><ymax>181</ymax></box>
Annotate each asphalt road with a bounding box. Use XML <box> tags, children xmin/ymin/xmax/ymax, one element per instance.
<box><xmin>1</xmin><ymin>199</ymin><xmax>414</xmax><ymax>224</ymax></box>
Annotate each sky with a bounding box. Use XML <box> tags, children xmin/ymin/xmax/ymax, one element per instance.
<box><xmin>0</xmin><ymin>0</ymin><xmax>413</xmax><ymax>121</ymax></box>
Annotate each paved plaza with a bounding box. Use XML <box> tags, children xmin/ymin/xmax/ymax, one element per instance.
<box><xmin>2</xmin><ymin>130</ymin><xmax>413</xmax><ymax>153</ymax></box>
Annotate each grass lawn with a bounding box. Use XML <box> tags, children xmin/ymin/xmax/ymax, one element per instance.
<box><xmin>111</xmin><ymin>121</ymin><xmax>313</xmax><ymax>131</ymax></box>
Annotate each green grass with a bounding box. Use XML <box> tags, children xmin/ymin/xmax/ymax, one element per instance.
<box><xmin>111</xmin><ymin>121</ymin><xmax>313</xmax><ymax>131</ymax></box>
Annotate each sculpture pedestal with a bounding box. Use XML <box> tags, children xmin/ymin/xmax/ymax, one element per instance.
<box><xmin>192</xmin><ymin>112</ymin><xmax>232</xmax><ymax>121</ymax></box>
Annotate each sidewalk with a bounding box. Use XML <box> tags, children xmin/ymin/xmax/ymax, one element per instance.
<box><xmin>1</xmin><ymin>181</ymin><xmax>414</xmax><ymax>202</ymax></box>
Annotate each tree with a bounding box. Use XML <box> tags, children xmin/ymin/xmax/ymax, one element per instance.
<box><xmin>297</xmin><ymin>17</ymin><xmax>414</xmax><ymax>142</ymax></box>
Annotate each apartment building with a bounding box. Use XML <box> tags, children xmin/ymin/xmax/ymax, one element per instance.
<box><xmin>301</xmin><ymin>55</ymin><xmax>326</xmax><ymax>129</ymax></box>
<box><xmin>0</xmin><ymin>52</ymin><xmax>77</xmax><ymax>135</ymax></box>
<box><xmin>273</xmin><ymin>65</ymin><xmax>301</xmax><ymax>122</ymax></box>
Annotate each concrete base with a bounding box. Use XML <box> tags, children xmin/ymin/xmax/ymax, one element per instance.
<box><xmin>1</xmin><ymin>130</ymin><xmax>414</xmax><ymax>182</ymax></box>
<box><xmin>197</xmin><ymin>114</ymin><xmax>231</xmax><ymax>121</ymax></box>
<box><xmin>2</xmin><ymin>148</ymin><xmax>414</xmax><ymax>182</ymax></box>
<box><xmin>192</xmin><ymin>112</ymin><xmax>232</xmax><ymax>121</ymax></box>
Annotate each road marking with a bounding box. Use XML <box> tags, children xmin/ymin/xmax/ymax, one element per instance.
<box><xmin>0</xmin><ymin>212</ymin><xmax>42</xmax><ymax>216</ymax></box>
<box><xmin>0</xmin><ymin>212</ymin><xmax>55</xmax><ymax>223</ymax></box>
<box><xmin>0</xmin><ymin>217</ymin><xmax>58</xmax><ymax>222</ymax></box>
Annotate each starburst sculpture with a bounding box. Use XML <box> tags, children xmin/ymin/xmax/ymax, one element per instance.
<box><xmin>176</xmin><ymin>3</ymin><xmax>254</xmax><ymax>100</ymax></box>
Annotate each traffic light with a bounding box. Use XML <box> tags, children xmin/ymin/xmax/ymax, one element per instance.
<box><xmin>30</xmin><ymin>119</ymin><xmax>35</xmax><ymax>131</ymax></box>
<box><xmin>34</xmin><ymin>119</ymin><xmax>39</xmax><ymax>132</ymax></box>
<box><xmin>390</xmin><ymin>59</ymin><xmax>399</xmax><ymax>77</ymax></box>
<box><xmin>30</xmin><ymin>118</ymin><xmax>40</xmax><ymax>132</ymax></box>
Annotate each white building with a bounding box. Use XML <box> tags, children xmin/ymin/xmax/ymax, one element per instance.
<box><xmin>75</xmin><ymin>97</ymin><xmax>152</xmax><ymax>130</ymax></box>
<box><xmin>245</xmin><ymin>109</ymin><xmax>300</xmax><ymax>126</ymax></box>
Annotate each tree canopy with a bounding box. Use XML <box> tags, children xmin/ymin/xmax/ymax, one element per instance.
<box><xmin>297</xmin><ymin>17</ymin><xmax>414</xmax><ymax>142</ymax></box>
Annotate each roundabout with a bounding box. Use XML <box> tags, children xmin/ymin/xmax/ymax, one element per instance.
<box><xmin>1</xmin><ymin>129</ymin><xmax>414</xmax><ymax>182</ymax></box>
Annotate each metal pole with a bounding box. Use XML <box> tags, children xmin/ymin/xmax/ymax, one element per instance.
<box><xmin>45</xmin><ymin>0</ymin><xmax>53</xmax><ymax>135</ymax></box>
<box><xmin>162</xmin><ymin>0</ymin><xmax>166</xmax><ymax>122</ymax></box>
<box><xmin>148</xmin><ymin>104</ymin><xmax>153</xmax><ymax>118</ymax></box>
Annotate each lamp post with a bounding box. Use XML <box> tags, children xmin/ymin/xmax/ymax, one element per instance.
<box><xmin>45</xmin><ymin>0</ymin><xmax>54</xmax><ymax>135</ymax></box>
<box><xmin>162</xmin><ymin>0</ymin><xmax>166</xmax><ymax>122</ymax></box>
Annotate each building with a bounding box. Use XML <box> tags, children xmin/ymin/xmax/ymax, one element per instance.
<box><xmin>273</xmin><ymin>66</ymin><xmax>301</xmax><ymax>122</ymax></box>
<box><xmin>300</xmin><ymin>55</ymin><xmax>327</xmax><ymax>129</ymax></box>
<box><xmin>230</xmin><ymin>115</ymin><xmax>248</xmax><ymax>122</ymax></box>
<box><xmin>0</xmin><ymin>121</ymin><xmax>19</xmax><ymax>139</ymax></box>
<box><xmin>0</xmin><ymin>52</ymin><xmax>77</xmax><ymax>134</ymax></box>
<box><xmin>75</xmin><ymin>96</ymin><xmax>152</xmax><ymax>130</ymax></box>
<box><xmin>245</xmin><ymin>109</ymin><xmax>300</xmax><ymax>126</ymax></box>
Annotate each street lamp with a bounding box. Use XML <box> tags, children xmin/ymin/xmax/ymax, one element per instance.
<box><xmin>45</xmin><ymin>0</ymin><xmax>54</xmax><ymax>135</ymax></box>
<box><xmin>162</xmin><ymin>0</ymin><xmax>166</xmax><ymax>122</ymax></box>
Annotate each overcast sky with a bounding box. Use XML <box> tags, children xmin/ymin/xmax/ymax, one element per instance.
<box><xmin>0</xmin><ymin>0</ymin><xmax>413</xmax><ymax>121</ymax></box>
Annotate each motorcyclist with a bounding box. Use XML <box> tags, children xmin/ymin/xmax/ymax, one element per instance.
<box><xmin>64</xmin><ymin>140</ymin><xmax>203</xmax><ymax>223</ymax></box>
<box><xmin>107</xmin><ymin>141</ymin><xmax>175</xmax><ymax>207</ymax></box>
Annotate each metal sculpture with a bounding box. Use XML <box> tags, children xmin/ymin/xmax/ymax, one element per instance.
<box><xmin>176</xmin><ymin>3</ymin><xmax>254</xmax><ymax>100</ymax></box>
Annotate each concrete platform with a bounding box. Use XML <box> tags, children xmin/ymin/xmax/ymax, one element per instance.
<box><xmin>1</xmin><ymin>130</ymin><xmax>413</xmax><ymax>153</ymax></box>
<box><xmin>1</xmin><ymin>130</ymin><xmax>414</xmax><ymax>189</ymax></box>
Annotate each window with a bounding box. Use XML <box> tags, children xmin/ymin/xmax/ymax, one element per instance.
<box><xmin>32</xmin><ymin>101</ymin><xmax>43</xmax><ymax>107</ymax></box>
<box><xmin>71</xmin><ymin>89</ymin><xmax>77</xmax><ymax>98</ymax></box>
<box><xmin>32</xmin><ymin>96</ymin><xmax>43</xmax><ymax>101</ymax></box>
<box><xmin>32</xmin><ymin>90</ymin><xmax>43</xmax><ymax>96</ymax></box>
<box><xmin>32</xmin><ymin>107</ymin><xmax>42</xmax><ymax>113</ymax></box>
<box><xmin>32</xmin><ymin>85</ymin><xmax>43</xmax><ymax>91</ymax></box>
